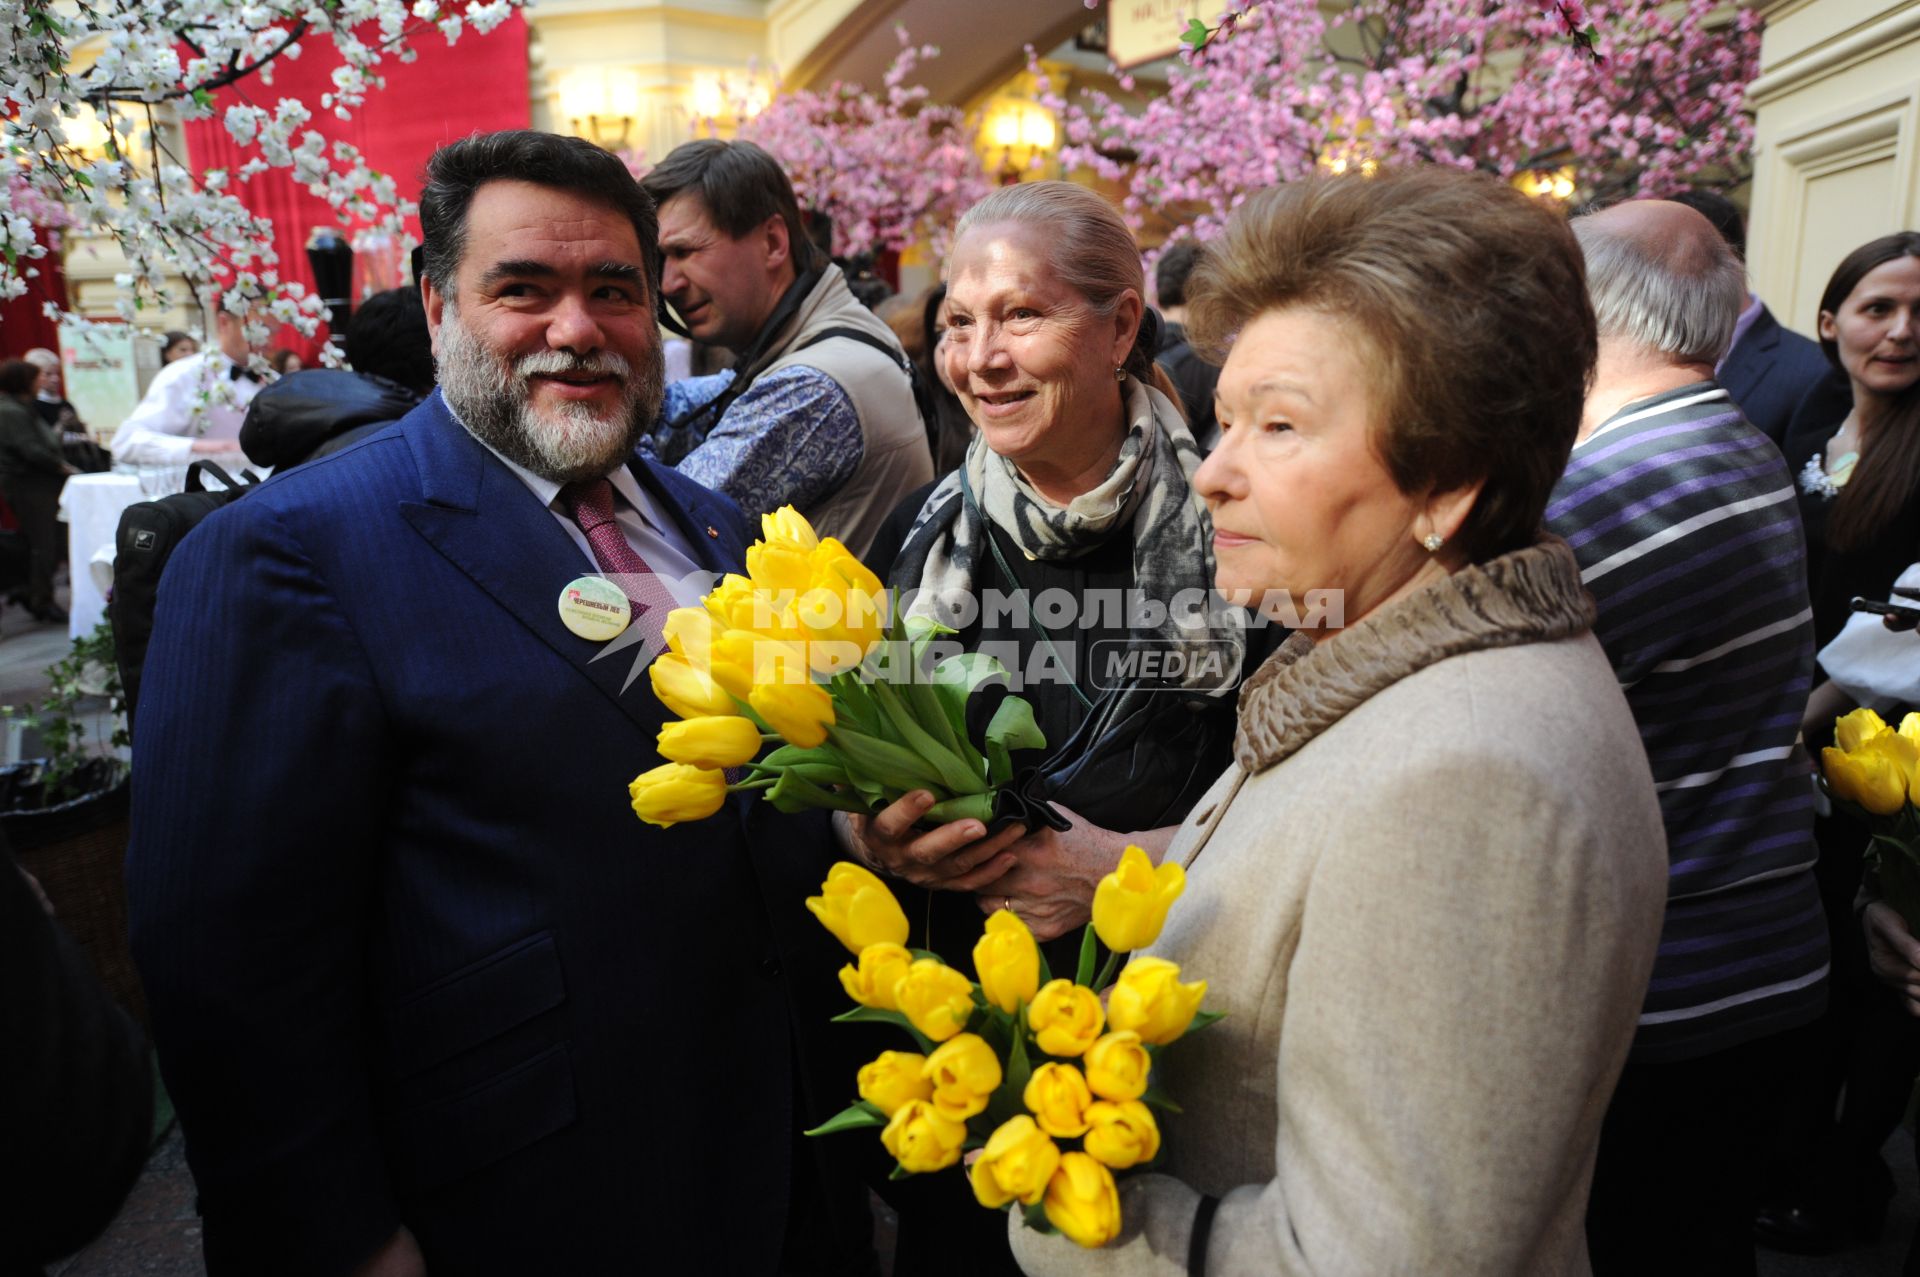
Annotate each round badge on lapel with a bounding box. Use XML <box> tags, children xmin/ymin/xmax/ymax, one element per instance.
<box><xmin>558</xmin><ymin>575</ymin><xmax>631</xmax><ymax>641</ymax></box>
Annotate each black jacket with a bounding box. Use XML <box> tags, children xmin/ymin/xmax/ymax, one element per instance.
<box><xmin>1721</xmin><ymin>305</ymin><xmax>1851</xmax><ymax>446</ymax></box>
<box><xmin>238</xmin><ymin>369</ymin><xmax>422</xmax><ymax>470</ymax></box>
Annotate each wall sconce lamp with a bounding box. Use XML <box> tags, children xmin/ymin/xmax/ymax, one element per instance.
<box><xmin>979</xmin><ymin>98</ymin><xmax>1058</xmax><ymax>183</ymax></box>
<box><xmin>1514</xmin><ymin>166</ymin><xmax>1579</xmax><ymax>202</ymax></box>
<box><xmin>558</xmin><ymin>67</ymin><xmax>642</xmax><ymax>150</ymax></box>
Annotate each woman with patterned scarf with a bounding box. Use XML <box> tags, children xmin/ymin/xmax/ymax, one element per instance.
<box><xmin>843</xmin><ymin>180</ymin><xmax>1271</xmax><ymax>1277</ymax></box>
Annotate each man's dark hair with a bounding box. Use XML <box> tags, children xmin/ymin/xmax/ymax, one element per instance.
<box><xmin>1155</xmin><ymin>240</ymin><xmax>1205</xmax><ymax>309</ymax></box>
<box><xmin>1668</xmin><ymin>189</ymin><xmax>1746</xmax><ymax>261</ymax></box>
<box><xmin>419</xmin><ymin>130</ymin><xmax>660</xmax><ymax>297</ymax></box>
<box><xmin>641</xmin><ymin>138</ymin><xmax>821</xmax><ymax>275</ymax></box>
<box><xmin>0</xmin><ymin>359</ymin><xmax>38</xmax><ymax>397</ymax></box>
<box><xmin>346</xmin><ymin>288</ymin><xmax>435</xmax><ymax>394</ymax></box>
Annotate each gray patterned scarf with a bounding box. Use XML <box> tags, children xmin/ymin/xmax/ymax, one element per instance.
<box><xmin>898</xmin><ymin>376</ymin><xmax>1243</xmax><ymax>694</ymax></box>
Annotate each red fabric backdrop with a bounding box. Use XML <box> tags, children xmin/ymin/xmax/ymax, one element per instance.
<box><xmin>0</xmin><ymin>229</ymin><xmax>69</xmax><ymax>358</ymax></box>
<box><xmin>181</xmin><ymin>16</ymin><xmax>531</xmax><ymax>359</ymax></box>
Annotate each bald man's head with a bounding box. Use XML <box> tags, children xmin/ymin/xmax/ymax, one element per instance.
<box><xmin>1572</xmin><ymin>198</ymin><xmax>1746</xmax><ymax>367</ymax></box>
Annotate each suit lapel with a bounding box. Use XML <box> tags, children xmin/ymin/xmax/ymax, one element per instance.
<box><xmin>397</xmin><ymin>396</ymin><xmax>672</xmax><ymax>734</ymax></box>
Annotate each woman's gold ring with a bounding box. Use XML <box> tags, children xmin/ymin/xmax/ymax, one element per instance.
<box><xmin>1004</xmin><ymin>897</ymin><xmax>1013</xmax><ymax>914</ymax></box>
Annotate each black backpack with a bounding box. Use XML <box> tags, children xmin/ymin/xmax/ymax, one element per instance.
<box><xmin>110</xmin><ymin>462</ymin><xmax>261</xmax><ymax>736</ymax></box>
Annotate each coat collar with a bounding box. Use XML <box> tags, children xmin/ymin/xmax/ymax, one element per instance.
<box><xmin>1233</xmin><ymin>538</ymin><xmax>1595</xmax><ymax>774</ymax></box>
<box><xmin>395</xmin><ymin>392</ymin><xmax>740</xmax><ymax>731</ymax></box>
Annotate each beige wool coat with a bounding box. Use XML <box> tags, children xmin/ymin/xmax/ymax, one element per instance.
<box><xmin>1012</xmin><ymin>540</ymin><xmax>1668</xmax><ymax>1277</ymax></box>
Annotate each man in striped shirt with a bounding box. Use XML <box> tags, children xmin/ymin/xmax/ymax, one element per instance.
<box><xmin>1552</xmin><ymin>199</ymin><xmax>1827</xmax><ymax>1275</ymax></box>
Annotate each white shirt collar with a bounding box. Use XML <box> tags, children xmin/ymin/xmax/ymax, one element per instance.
<box><xmin>445</xmin><ymin>400</ymin><xmax>659</xmax><ymax>528</ymax></box>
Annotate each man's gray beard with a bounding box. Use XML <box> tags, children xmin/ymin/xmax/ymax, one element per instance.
<box><xmin>436</xmin><ymin>303</ymin><xmax>664</xmax><ymax>484</ymax></box>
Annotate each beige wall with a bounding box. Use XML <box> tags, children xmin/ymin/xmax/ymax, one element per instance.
<box><xmin>528</xmin><ymin>0</ymin><xmax>770</xmax><ymax>161</ymax></box>
<box><xmin>1747</xmin><ymin>0</ymin><xmax>1920</xmax><ymax>335</ymax></box>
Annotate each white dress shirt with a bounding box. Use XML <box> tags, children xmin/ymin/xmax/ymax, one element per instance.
<box><xmin>466</xmin><ymin>432</ymin><xmax>713</xmax><ymax>611</ymax></box>
<box><xmin>110</xmin><ymin>350</ymin><xmax>261</xmax><ymax>466</ymax></box>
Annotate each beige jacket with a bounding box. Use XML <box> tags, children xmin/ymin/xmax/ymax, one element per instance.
<box><xmin>1012</xmin><ymin>541</ymin><xmax>1667</xmax><ymax>1277</ymax></box>
<box><xmin>762</xmin><ymin>267</ymin><xmax>932</xmax><ymax>556</ymax></box>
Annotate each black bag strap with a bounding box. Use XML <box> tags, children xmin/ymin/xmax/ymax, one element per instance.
<box><xmin>798</xmin><ymin>325</ymin><xmax>940</xmax><ymax>461</ymax></box>
<box><xmin>184</xmin><ymin>460</ymin><xmax>262</xmax><ymax>494</ymax></box>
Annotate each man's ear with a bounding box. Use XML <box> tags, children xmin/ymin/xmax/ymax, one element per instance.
<box><xmin>422</xmin><ymin>273</ymin><xmax>445</xmax><ymax>353</ymax></box>
<box><xmin>763</xmin><ymin>214</ymin><xmax>792</xmax><ymax>275</ymax></box>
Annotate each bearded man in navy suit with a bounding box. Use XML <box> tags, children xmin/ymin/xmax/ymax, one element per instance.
<box><xmin>127</xmin><ymin>131</ymin><xmax>876</xmax><ymax>1277</ymax></box>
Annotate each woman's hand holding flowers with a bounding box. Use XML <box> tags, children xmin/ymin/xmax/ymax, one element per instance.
<box><xmin>838</xmin><ymin>790</ymin><xmax>1025</xmax><ymax>891</ymax></box>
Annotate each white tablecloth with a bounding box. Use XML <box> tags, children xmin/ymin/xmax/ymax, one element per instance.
<box><xmin>57</xmin><ymin>472</ymin><xmax>144</xmax><ymax>641</ymax></box>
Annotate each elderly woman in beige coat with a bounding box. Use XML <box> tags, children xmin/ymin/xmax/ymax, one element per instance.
<box><xmin>1009</xmin><ymin>168</ymin><xmax>1668</xmax><ymax>1276</ymax></box>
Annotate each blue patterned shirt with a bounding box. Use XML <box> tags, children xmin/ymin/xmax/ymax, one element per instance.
<box><xmin>647</xmin><ymin>365</ymin><xmax>864</xmax><ymax>519</ymax></box>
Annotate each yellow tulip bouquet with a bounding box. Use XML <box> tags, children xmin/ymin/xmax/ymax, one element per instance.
<box><xmin>1820</xmin><ymin>707</ymin><xmax>1920</xmax><ymax>927</ymax></box>
<box><xmin>628</xmin><ymin>506</ymin><xmax>1059</xmax><ymax>831</ymax></box>
<box><xmin>803</xmin><ymin>847</ymin><xmax>1220</xmax><ymax>1249</ymax></box>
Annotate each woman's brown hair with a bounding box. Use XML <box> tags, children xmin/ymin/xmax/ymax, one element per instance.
<box><xmin>1819</xmin><ymin>232</ymin><xmax>1920</xmax><ymax>555</ymax></box>
<box><xmin>1186</xmin><ymin>167</ymin><xmax>1596</xmax><ymax>562</ymax></box>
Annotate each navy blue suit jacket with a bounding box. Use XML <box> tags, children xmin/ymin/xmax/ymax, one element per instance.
<box><xmin>127</xmin><ymin>393</ymin><xmax>874</xmax><ymax>1275</ymax></box>
<box><xmin>1721</xmin><ymin>304</ymin><xmax>1851</xmax><ymax>446</ymax></box>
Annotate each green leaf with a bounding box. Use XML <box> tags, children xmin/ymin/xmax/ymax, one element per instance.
<box><xmin>984</xmin><ymin>694</ymin><xmax>1047</xmax><ymax>785</ymax></box>
<box><xmin>1180</xmin><ymin>17</ymin><xmax>1211</xmax><ymax>48</ymax></box>
<box><xmin>827</xmin><ymin>723</ymin><xmax>950</xmax><ymax>791</ymax></box>
<box><xmin>804</xmin><ymin>1101</ymin><xmax>888</xmax><ymax>1137</ymax></box>
<box><xmin>1074</xmin><ymin>922</ymin><xmax>1099</xmax><ymax>988</ymax></box>
<box><xmin>190</xmin><ymin>88</ymin><xmax>214</xmax><ymax>110</ymax></box>
<box><xmin>1140</xmin><ymin>1083</ymin><xmax>1184</xmax><ymax>1114</ymax></box>
<box><xmin>870</xmin><ymin>680</ymin><xmax>988</xmax><ymax>795</ymax></box>
<box><xmin>1182</xmin><ymin>1009</ymin><xmax>1227</xmax><ymax>1036</ymax></box>
<box><xmin>831</xmin><ymin>1005</ymin><xmax>935</xmax><ymax>1052</ymax></box>
<box><xmin>830</xmin><ymin>671</ymin><xmax>882</xmax><ymax>735</ymax></box>
<box><xmin>1022</xmin><ymin>1200</ymin><xmax>1056</xmax><ymax>1234</ymax></box>
<box><xmin>766</xmin><ymin>767</ymin><xmax>869</xmax><ymax>815</ymax></box>
<box><xmin>925</xmin><ymin>792</ymin><xmax>996</xmax><ymax>825</ymax></box>
<box><xmin>986</xmin><ymin>1012</ymin><xmax>1034</xmax><ymax>1126</ymax></box>
<box><xmin>903</xmin><ymin>669</ymin><xmax>974</xmax><ymax>767</ymax></box>
<box><xmin>929</xmin><ymin>650</ymin><xmax>1015</xmax><ymax>744</ymax></box>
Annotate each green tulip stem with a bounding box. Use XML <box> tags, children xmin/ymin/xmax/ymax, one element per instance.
<box><xmin>1093</xmin><ymin>949</ymin><xmax>1123</xmax><ymax>993</ymax></box>
<box><xmin>759</xmin><ymin>733</ymin><xmax>783</xmax><ymax>743</ymax></box>
<box><xmin>728</xmin><ymin>777</ymin><xmax>778</xmax><ymax>793</ymax></box>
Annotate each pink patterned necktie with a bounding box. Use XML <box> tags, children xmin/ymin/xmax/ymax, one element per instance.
<box><xmin>559</xmin><ymin>478</ymin><xmax>678</xmax><ymax>637</ymax></box>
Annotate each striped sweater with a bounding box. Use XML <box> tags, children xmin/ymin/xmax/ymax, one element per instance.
<box><xmin>1546</xmin><ymin>382</ymin><xmax>1828</xmax><ymax>1062</ymax></box>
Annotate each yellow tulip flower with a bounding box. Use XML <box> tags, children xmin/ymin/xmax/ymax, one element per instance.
<box><xmin>973</xmin><ymin>909</ymin><xmax>1041</xmax><ymax>1014</ymax></box>
<box><xmin>1028</xmin><ymin>980</ymin><xmax>1105</xmax><ymax>1058</ymax></box>
<box><xmin>661</xmin><ymin>606</ymin><xmax>717</xmax><ymax>666</ymax></box>
<box><xmin>894</xmin><ymin>958</ymin><xmax>977</xmax><ymax>1043</ymax></box>
<box><xmin>1082</xmin><ymin>1099</ymin><xmax>1161</xmax><ymax>1170</ymax></box>
<box><xmin>970</xmin><ymin>1115</ymin><xmax>1061</xmax><ymax>1209</ymax></box>
<box><xmin>857</xmin><ymin>1050</ymin><xmax>931</xmax><ymax>1117</ymax></box>
<box><xmin>1024</xmin><ymin>1061</ymin><xmax>1095</xmax><ymax>1138</ymax></box>
<box><xmin>627</xmin><ymin>762</ymin><xmax>728</xmax><ymax>829</ymax></box>
<box><xmin>655</xmin><ymin>716</ymin><xmax>762</xmax><ymax>770</ymax></box>
<box><xmin>1092</xmin><ymin>845</ymin><xmax>1186</xmax><ymax>953</ymax></box>
<box><xmin>1043</xmin><ymin>1153</ymin><xmax>1122</xmax><ymax>1248</ymax></box>
<box><xmin>1826</xmin><ymin>744</ymin><xmax>1907</xmax><ymax>816</ymax></box>
<box><xmin>1084</xmin><ymin>1030</ymin><xmax>1152</xmax><ymax>1102</ymax></box>
<box><xmin>921</xmin><ymin>1032</ymin><xmax>1003</xmax><ymax>1122</ymax></box>
<box><xmin>880</xmin><ymin>1098</ymin><xmax>967</xmax><ymax>1174</ymax></box>
<box><xmin>747</xmin><ymin>540</ymin><xmax>815</xmax><ymax>596</ymax></box>
<box><xmin>805</xmin><ymin>862</ymin><xmax>910</xmax><ymax>955</ymax></box>
<box><xmin>1107</xmin><ymin>956</ymin><xmax>1208</xmax><ymax>1045</ymax></box>
<box><xmin>648</xmin><ymin>654</ymin><xmax>739</xmax><ymax>720</ymax></box>
<box><xmin>1837</xmin><ymin>707</ymin><xmax>1892</xmax><ymax>754</ymax></box>
<box><xmin>749</xmin><ymin>678</ymin><xmax>835</xmax><ymax>749</ymax></box>
<box><xmin>839</xmin><ymin>942</ymin><xmax>914</xmax><ymax>1011</ymax></box>
<box><xmin>761</xmin><ymin>505</ymin><xmax>820</xmax><ymax>551</ymax></box>
<box><xmin>1857</xmin><ymin>735</ymin><xmax>1915</xmax><ymax>816</ymax></box>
